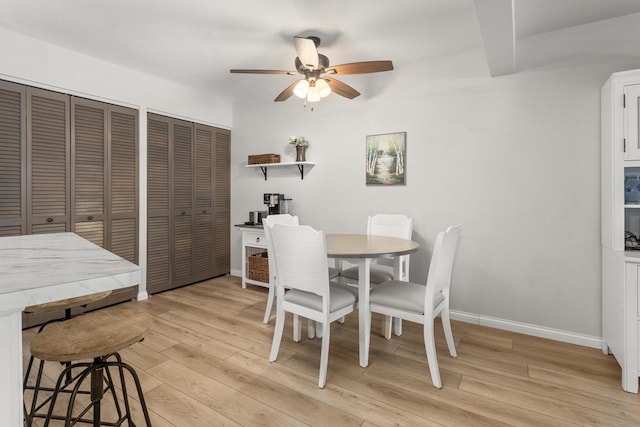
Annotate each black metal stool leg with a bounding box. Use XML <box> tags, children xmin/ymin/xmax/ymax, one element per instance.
<box><xmin>108</xmin><ymin>357</ymin><xmax>152</xmax><ymax>427</ymax></box>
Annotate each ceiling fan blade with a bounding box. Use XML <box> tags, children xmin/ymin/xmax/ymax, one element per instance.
<box><xmin>324</xmin><ymin>78</ymin><xmax>360</xmax><ymax>99</ymax></box>
<box><xmin>294</xmin><ymin>36</ymin><xmax>318</xmax><ymax>69</ymax></box>
<box><xmin>326</xmin><ymin>60</ymin><xmax>394</xmax><ymax>75</ymax></box>
<box><xmin>230</xmin><ymin>69</ymin><xmax>297</xmax><ymax>75</ymax></box>
<box><xmin>274</xmin><ymin>80</ymin><xmax>300</xmax><ymax>102</ymax></box>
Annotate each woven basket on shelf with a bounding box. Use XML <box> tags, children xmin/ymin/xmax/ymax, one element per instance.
<box><xmin>248</xmin><ymin>153</ymin><xmax>280</xmax><ymax>165</ymax></box>
<box><xmin>248</xmin><ymin>252</ymin><xmax>269</xmax><ymax>283</ymax></box>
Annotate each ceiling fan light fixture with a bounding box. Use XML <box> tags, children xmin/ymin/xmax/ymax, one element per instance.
<box><xmin>293</xmin><ymin>79</ymin><xmax>309</xmax><ymax>98</ymax></box>
<box><xmin>316</xmin><ymin>78</ymin><xmax>331</xmax><ymax>98</ymax></box>
<box><xmin>306</xmin><ymin>81</ymin><xmax>321</xmax><ymax>102</ymax></box>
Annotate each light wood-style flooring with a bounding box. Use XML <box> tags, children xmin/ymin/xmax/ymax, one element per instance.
<box><xmin>23</xmin><ymin>275</ymin><xmax>640</xmax><ymax>426</ymax></box>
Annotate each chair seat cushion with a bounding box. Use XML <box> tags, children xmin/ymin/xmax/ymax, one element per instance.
<box><xmin>369</xmin><ymin>280</ymin><xmax>444</xmax><ymax>314</ymax></box>
<box><xmin>341</xmin><ymin>264</ymin><xmax>394</xmax><ymax>284</ymax></box>
<box><xmin>285</xmin><ymin>285</ymin><xmax>356</xmax><ymax>312</ymax></box>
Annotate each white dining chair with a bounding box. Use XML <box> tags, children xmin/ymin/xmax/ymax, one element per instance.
<box><xmin>263</xmin><ymin>215</ymin><xmax>341</xmax><ymax>335</ymax></box>
<box><xmin>269</xmin><ymin>224</ymin><xmax>357</xmax><ymax>388</ymax></box>
<box><xmin>368</xmin><ymin>224</ymin><xmax>461</xmax><ymax>388</ymax></box>
<box><xmin>340</xmin><ymin>213</ymin><xmax>413</xmax><ymax>337</ymax></box>
<box><xmin>262</xmin><ymin>214</ymin><xmax>299</xmax><ymax>324</ymax></box>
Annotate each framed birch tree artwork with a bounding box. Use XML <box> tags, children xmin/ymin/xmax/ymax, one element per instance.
<box><xmin>366</xmin><ymin>132</ymin><xmax>406</xmax><ymax>185</ymax></box>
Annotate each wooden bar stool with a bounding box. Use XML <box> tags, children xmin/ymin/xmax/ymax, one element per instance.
<box><xmin>24</xmin><ymin>291</ymin><xmax>113</xmax><ymax>426</ymax></box>
<box><xmin>28</xmin><ymin>306</ymin><xmax>153</xmax><ymax>427</ymax></box>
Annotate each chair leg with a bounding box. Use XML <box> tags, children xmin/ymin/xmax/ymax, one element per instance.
<box><xmin>441</xmin><ymin>308</ymin><xmax>457</xmax><ymax>358</ymax></box>
<box><xmin>393</xmin><ymin>317</ymin><xmax>403</xmax><ymax>336</ymax></box>
<box><xmin>24</xmin><ymin>358</ymin><xmax>46</xmax><ymax>427</ymax></box>
<box><xmin>383</xmin><ymin>316</ymin><xmax>392</xmax><ymax>340</ymax></box>
<box><xmin>263</xmin><ymin>284</ymin><xmax>275</xmax><ymax>324</ymax></box>
<box><xmin>318</xmin><ymin>321</ymin><xmax>330</xmax><ymax>388</ymax></box>
<box><xmin>424</xmin><ymin>317</ymin><xmax>442</xmax><ymax>388</ymax></box>
<box><xmin>315</xmin><ymin>321</ymin><xmax>323</xmax><ymax>338</ymax></box>
<box><xmin>108</xmin><ymin>356</ymin><xmax>153</xmax><ymax>426</ymax></box>
<box><xmin>269</xmin><ymin>307</ymin><xmax>285</xmax><ymax>362</ymax></box>
<box><xmin>293</xmin><ymin>314</ymin><xmax>302</xmax><ymax>342</ymax></box>
<box><xmin>307</xmin><ymin>318</ymin><xmax>316</xmax><ymax>339</ymax></box>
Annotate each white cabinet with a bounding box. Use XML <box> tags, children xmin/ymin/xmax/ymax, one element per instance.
<box><xmin>601</xmin><ymin>69</ymin><xmax>640</xmax><ymax>393</ymax></box>
<box><xmin>237</xmin><ymin>226</ymin><xmax>268</xmax><ymax>289</ymax></box>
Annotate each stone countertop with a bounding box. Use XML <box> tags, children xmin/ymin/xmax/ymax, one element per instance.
<box><xmin>0</xmin><ymin>232</ymin><xmax>141</xmax><ymax>311</ymax></box>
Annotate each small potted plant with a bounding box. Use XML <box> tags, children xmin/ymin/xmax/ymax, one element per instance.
<box><xmin>289</xmin><ymin>136</ymin><xmax>309</xmax><ymax>162</ymax></box>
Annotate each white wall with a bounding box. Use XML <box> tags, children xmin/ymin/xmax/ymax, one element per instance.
<box><xmin>231</xmin><ymin>24</ymin><xmax>640</xmax><ymax>340</ymax></box>
<box><xmin>0</xmin><ymin>27</ymin><xmax>231</xmax><ymax>126</ymax></box>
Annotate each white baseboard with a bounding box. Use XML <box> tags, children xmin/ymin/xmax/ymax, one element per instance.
<box><xmin>227</xmin><ymin>270</ymin><xmax>602</xmax><ymax>349</ymax></box>
<box><xmin>450</xmin><ymin>310</ymin><xmax>602</xmax><ymax>349</ymax></box>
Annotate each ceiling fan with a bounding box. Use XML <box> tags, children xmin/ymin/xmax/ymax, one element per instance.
<box><xmin>230</xmin><ymin>36</ymin><xmax>394</xmax><ymax>103</ymax></box>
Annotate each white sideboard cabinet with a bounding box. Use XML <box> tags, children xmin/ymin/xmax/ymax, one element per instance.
<box><xmin>235</xmin><ymin>225</ymin><xmax>269</xmax><ymax>289</ymax></box>
<box><xmin>601</xmin><ymin>69</ymin><xmax>640</xmax><ymax>393</ymax></box>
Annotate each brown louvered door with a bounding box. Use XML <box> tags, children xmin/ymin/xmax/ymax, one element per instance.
<box><xmin>213</xmin><ymin>128</ymin><xmax>231</xmax><ymax>276</ymax></box>
<box><xmin>147</xmin><ymin>115</ymin><xmax>172</xmax><ymax>293</ymax></box>
<box><xmin>71</xmin><ymin>98</ymin><xmax>106</xmax><ymax>246</ymax></box>
<box><xmin>172</xmin><ymin>119</ymin><xmax>194</xmax><ymax>286</ymax></box>
<box><xmin>27</xmin><ymin>88</ymin><xmax>70</xmax><ymax>234</ymax></box>
<box><xmin>108</xmin><ymin>107</ymin><xmax>138</xmax><ymax>263</ymax></box>
<box><xmin>0</xmin><ymin>81</ymin><xmax>26</xmax><ymax>237</ymax></box>
<box><xmin>194</xmin><ymin>124</ymin><xmax>214</xmax><ymax>281</ymax></box>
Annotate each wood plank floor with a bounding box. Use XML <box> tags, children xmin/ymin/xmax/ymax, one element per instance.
<box><xmin>23</xmin><ymin>275</ymin><xmax>640</xmax><ymax>426</ymax></box>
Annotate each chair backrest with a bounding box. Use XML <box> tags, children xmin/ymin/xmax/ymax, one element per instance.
<box><xmin>270</xmin><ymin>224</ymin><xmax>330</xmax><ymax>298</ymax></box>
<box><xmin>368</xmin><ymin>214</ymin><xmax>413</xmax><ymax>240</ymax></box>
<box><xmin>262</xmin><ymin>214</ymin><xmax>299</xmax><ymax>286</ymax></box>
<box><xmin>368</xmin><ymin>214</ymin><xmax>413</xmax><ymax>263</ymax></box>
<box><xmin>424</xmin><ymin>225</ymin><xmax>461</xmax><ymax>311</ymax></box>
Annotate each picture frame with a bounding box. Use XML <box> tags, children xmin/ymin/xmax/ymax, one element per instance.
<box><xmin>365</xmin><ymin>132</ymin><xmax>406</xmax><ymax>185</ymax></box>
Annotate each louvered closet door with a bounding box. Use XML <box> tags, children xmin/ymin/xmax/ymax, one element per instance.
<box><xmin>0</xmin><ymin>81</ymin><xmax>26</xmax><ymax>237</ymax></box>
<box><xmin>213</xmin><ymin>128</ymin><xmax>230</xmax><ymax>276</ymax></box>
<box><xmin>194</xmin><ymin>124</ymin><xmax>214</xmax><ymax>281</ymax></box>
<box><xmin>109</xmin><ymin>107</ymin><xmax>138</xmax><ymax>264</ymax></box>
<box><xmin>172</xmin><ymin>120</ymin><xmax>194</xmax><ymax>286</ymax></box>
<box><xmin>71</xmin><ymin>99</ymin><xmax>106</xmax><ymax>246</ymax></box>
<box><xmin>147</xmin><ymin>115</ymin><xmax>171</xmax><ymax>293</ymax></box>
<box><xmin>27</xmin><ymin>88</ymin><xmax>70</xmax><ymax>234</ymax></box>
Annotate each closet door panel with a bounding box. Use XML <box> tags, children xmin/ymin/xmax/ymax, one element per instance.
<box><xmin>72</xmin><ymin>99</ymin><xmax>106</xmax><ymax>246</ymax></box>
<box><xmin>0</xmin><ymin>81</ymin><xmax>26</xmax><ymax>236</ymax></box>
<box><xmin>148</xmin><ymin>216</ymin><xmax>170</xmax><ymax>293</ymax></box>
<box><xmin>172</xmin><ymin>123</ymin><xmax>193</xmax><ymax>215</ymax></box>
<box><xmin>213</xmin><ymin>128</ymin><xmax>230</xmax><ymax>276</ymax></box>
<box><xmin>147</xmin><ymin>115</ymin><xmax>171</xmax><ymax>293</ymax></box>
<box><xmin>194</xmin><ymin>125</ymin><xmax>213</xmax><ymax>281</ymax></box>
<box><xmin>172</xmin><ymin>121</ymin><xmax>194</xmax><ymax>285</ymax></box>
<box><xmin>109</xmin><ymin>108</ymin><xmax>138</xmax><ymax>262</ymax></box>
<box><xmin>111</xmin><ymin>218</ymin><xmax>136</xmax><ymax>264</ymax></box>
<box><xmin>27</xmin><ymin>88</ymin><xmax>70</xmax><ymax>232</ymax></box>
<box><xmin>173</xmin><ymin>214</ymin><xmax>193</xmax><ymax>286</ymax></box>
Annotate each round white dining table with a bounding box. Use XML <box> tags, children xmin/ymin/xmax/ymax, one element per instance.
<box><xmin>326</xmin><ymin>234</ymin><xmax>419</xmax><ymax>367</ymax></box>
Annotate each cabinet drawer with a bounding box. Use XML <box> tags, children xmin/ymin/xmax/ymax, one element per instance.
<box><xmin>243</xmin><ymin>231</ymin><xmax>266</xmax><ymax>248</ymax></box>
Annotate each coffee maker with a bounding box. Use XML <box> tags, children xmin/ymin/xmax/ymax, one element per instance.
<box><xmin>263</xmin><ymin>193</ymin><xmax>290</xmax><ymax>215</ymax></box>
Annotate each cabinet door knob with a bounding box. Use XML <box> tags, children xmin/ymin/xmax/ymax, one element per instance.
<box><xmin>181</xmin><ymin>211</ymin><xmax>186</xmax><ymax>215</ymax></box>
<box><xmin>87</xmin><ymin>216</ymin><xmax>93</xmax><ymax>221</ymax></box>
<box><xmin>203</xmin><ymin>210</ymin><xmax>207</xmax><ymax>214</ymax></box>
<box><xmin>46</xmin><ymin>217</ymin><xmax>53</xmax><ymax>223</ymax></box>
<box><xmin>256</xmin><ymin>237</ymin><xmax>260</xmax><ymax>243</ymax></box>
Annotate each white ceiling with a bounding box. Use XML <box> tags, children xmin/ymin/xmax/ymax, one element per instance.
<box><xmin>1</xmin><ymin>0</ymin><xmax>640</xmax><ymax>104</ymax></box>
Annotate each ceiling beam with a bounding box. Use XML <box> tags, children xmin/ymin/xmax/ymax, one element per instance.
<box><xmin>474</xmin><ymin>0</ymin><xmax>515</xmax><ymax>76</ymax></box>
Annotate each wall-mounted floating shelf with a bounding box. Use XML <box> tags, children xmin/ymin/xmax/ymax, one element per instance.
<box><xmin>245</xmin><ymin>161</ymin><xmax>316</xmax><ymax>180</ymax></box>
